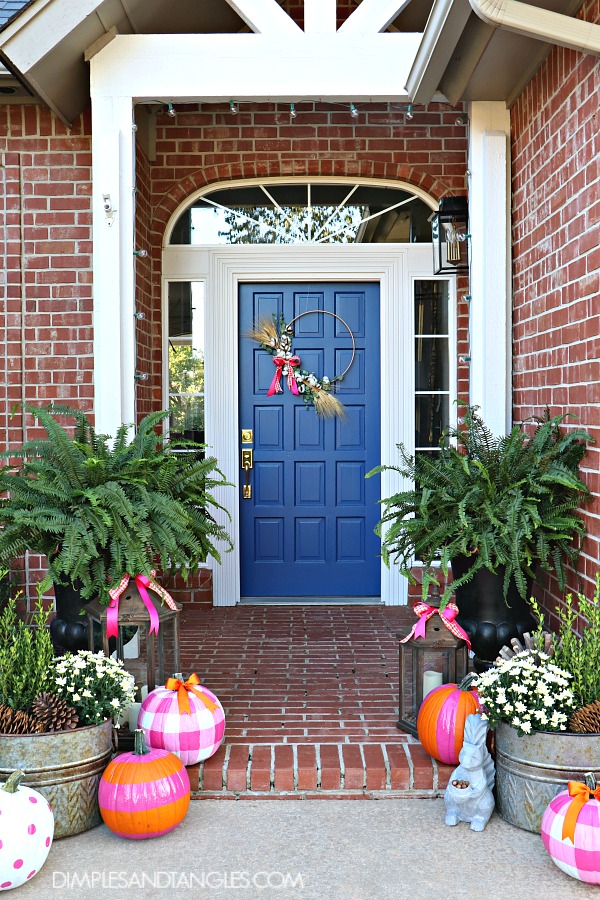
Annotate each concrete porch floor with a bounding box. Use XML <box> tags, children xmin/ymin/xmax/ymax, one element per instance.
<box><xmin>174</xmin><ymin>604</ymin><xmax>455</xmax><ymax>799</ymax></box>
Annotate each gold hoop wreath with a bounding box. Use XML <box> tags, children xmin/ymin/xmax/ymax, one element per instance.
<box><xmin>248</xmin><ymin>311</ymin><xmax>356</xmax><ymax>420</ymax></box>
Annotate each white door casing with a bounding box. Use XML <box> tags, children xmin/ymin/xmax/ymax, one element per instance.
<box><xmin>163</xmin><ymin>241</ymin><xmax>457</xmax><ymax>606</ymax></box>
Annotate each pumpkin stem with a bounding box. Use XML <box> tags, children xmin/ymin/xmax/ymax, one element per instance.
<box><xmin>585</xmin><ymin>771</ymin><xmax>597</xmax><ymax>790</ymax></box>
<box><xmin>458</xmin><ymin>673</ymin><xmax>478</xmax><ymax>692</ymax></box>
<box><xmin>133</xmin><ymin>728</ymin><xmax>151</xmax><ymax>756</ymax></box>
<box><xmin>2</xmin><ymin>770</ymin><xmax>25</xmax><ymax>794</ymax></box>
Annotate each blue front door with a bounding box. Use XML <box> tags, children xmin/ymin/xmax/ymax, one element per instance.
<box><xmin>239</xmin><ymin>283</ymin><xmax>380</xmax><ymax>600</ymax></box>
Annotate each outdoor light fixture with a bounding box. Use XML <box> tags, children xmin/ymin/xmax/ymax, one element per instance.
<box><xmin>349</xmin><ymin>103</ymin><xmax>359</xmax><ymax>118</ymax></box>
<box><xmin>166</xmin><ymin>103</ymin><xmax>176</xmax><ymax>117</ymax></box>
<box><xmin>397</xmin><ymin>586</ymin><xmax>469</xmax><ymax>737</ymax></box>
<box><xmin>290</xmin><ymin>103</ymin><xmax>297</xmax><ymax>119</ymax></box>
<box><xmin>133</xmin><ymin>248</ymin><xmax>148</xmax><ymax>257</ymax></box>
<box><xmin>430</xmin><ymin>196</ymin><xmax>469</xmax><ymax>274</ymax></box>
<box><xmin>406</xmin><ymin>104</ymin><xmax>414</xmax><ymax>120</ymax></box>
<box><xmin>229</xmin><ymin>100</ymin><xmax>238</xmax><ymax>114</ymax></box>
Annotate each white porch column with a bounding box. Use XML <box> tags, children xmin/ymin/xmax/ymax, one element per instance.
<box><xmin>90</xmin><ymin>86</ymin><xmax>136</xmax><ymax>436</ymax></box>
<box><xmin>467</xmin><ymin>101</ymin><xmax>512</xmax><ymax>435</ymax></box>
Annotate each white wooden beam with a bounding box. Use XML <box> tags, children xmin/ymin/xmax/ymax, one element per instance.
<box><xmin>339</xmin><ymin>0</ymin><xmax>413</xmax><ymax>34</ymax></box>
<box><xmin>91</xmin><ymin>33</ymin><xmax>420</xmax><ymax>101</ymax></box>
<box><xmin>468</xmin><ymin>101</ymin><xmax>512</xmax><ymax>435</ymax></box>
<box><xmin>222</xmin><ymin>0</ymin><xmax>302</xmax><ymax>35</ymax></box>
<box><xmin>91</xmin><ymin>93</ymin><xmax>136</xmax><ymax>436</ymax></box>
<box><xmin>304</xmin><ymin>0</ymin><xmax>337</xmax><ymax>33</ymax></box>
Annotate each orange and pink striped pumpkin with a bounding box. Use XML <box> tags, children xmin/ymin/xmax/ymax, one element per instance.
<box><xmin>98</xmin><ymin>730</ymin><xmax>190</xmax><ymax>840</ymax></box>
<box><xmin>416</xmin><ymin>675</ymin><xmax>480</xmax><ymax>765</ymax></box>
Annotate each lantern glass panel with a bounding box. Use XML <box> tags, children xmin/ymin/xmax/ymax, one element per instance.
<box><xmin>431</xmin><ymin>198</ymin><xmax>469</xmax><ymax>274</ymax></box>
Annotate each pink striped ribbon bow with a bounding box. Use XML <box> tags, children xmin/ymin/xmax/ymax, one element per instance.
<box><xmin>267</xmin><ymin>355</ymin><xmax>301</xmax><ymax>396</ymax></box>
<box><xmin>399</xmin><ymin>601</ymin><xmax>471</xmax><ymax>650</ymax></box>
<box><xmin>107</xmin><ymin>571</ymin><xmax>177</xmax><ymax>639</ymax></box>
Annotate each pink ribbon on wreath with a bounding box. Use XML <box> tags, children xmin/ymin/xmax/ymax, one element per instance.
<box><xmin>267</xmin><ymin>355</ymin><xmax>301</xmax><ymax>396</ymax></box>
<box><xmin>106</xmin><ymin>571</ymin><xmax>178</xmax><ymax>640</ymax></box>
<box><xmin>399</xmin><ymin>601</ymin><xmax>472</xmax><ymax>650</ymax></box>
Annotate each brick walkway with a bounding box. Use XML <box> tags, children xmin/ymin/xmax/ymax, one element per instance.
<box><xmin>178</xmin><ymin>605</ymin><xmax>454</xmax><ymax>799</ymax></box>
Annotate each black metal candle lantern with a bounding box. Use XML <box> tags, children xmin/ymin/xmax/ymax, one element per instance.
<box><xmin>397</xmin><ymin>597</ymin><xmax>469</xmax><ymax>737</ymax></box>
<box><xmin>431</xmin><ymin>196</ymin><xmax>469</xmax><ymax>274</ymax></box>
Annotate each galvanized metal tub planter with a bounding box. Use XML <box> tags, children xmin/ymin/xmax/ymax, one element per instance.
<box><xmin>0</xmin><ymin>719</ymin><xmax>113</xmax><ymax>839</ymax></box>
<box><xmin>495</xmin><ymin>722</ymin><xmax>600</xmax><ymax>833</ymax></box>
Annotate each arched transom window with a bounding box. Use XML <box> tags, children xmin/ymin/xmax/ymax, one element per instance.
<box><xmin>169</xmin><ymin>181</ymin><xmax>434</xmax><ymax>245</ymax></box>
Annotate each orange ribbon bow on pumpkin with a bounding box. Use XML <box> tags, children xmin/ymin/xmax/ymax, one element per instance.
<box><xmin>562</xmin><ymin>781</ymin><xmax>600</xmax><ymax>843</ymax></box>
<box><xmin>164</xmin><ymin>673</ymin><xmax>219</xmax><ymax>716</ymax></box>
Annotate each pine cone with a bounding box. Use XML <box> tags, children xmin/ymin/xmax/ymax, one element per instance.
<box><xmin>32</xmin><ymin>692</ymin><xmax>79</xmax><ymax>732</ymax></box>
<box><xmin>0</xmin><ymin>703</ymin><xmax>44</xmax><ymax>735</ymax></box>
<box><xmin>569</xmin><ymin>700</ymin><xmax>600</xmax><ymax>734</ymax></box>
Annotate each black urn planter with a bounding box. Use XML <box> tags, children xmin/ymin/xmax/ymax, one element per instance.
<box><xmin>49</xmin><ymin>580</ymin><xmax>90</xmax><ymax>652</ymax></box>
<box><xmin>451</xmin><ymin>556</ymin><xmax>536</xmax><ymax>672</ymax></box>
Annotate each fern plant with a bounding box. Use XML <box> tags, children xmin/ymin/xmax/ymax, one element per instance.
<box><xmin>368</xmin><ymin>403</ymin><xmax>592</xmax><ymax>608</ymax></box>
<box><xmin>0</xmin><ymin>406</ymin><xmax>232</xmax><ymax>604</ymax></box>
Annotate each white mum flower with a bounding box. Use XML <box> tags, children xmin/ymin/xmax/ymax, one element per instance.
<box><xmin>110</xmin><ymin>698</ymin><xmax>121</xmax><ymax>709</ymax></box>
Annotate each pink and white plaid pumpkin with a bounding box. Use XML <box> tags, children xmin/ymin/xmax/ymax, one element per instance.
<box><xmin>541</xmin><ymin>782</ymin><xmax>600</xmax><ymax>884</ymax></box>
<box><xmin>137</xmin><ymin>675</ymin><xmax>225</xmax><ymax>766</ymax></box>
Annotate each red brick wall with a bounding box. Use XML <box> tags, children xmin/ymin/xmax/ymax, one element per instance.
<box><xmin>0</xmin><ymin>106</ymin><xmax>93</xmax><ymax>451</ymax></box>
<box><xmin>511</xmin><ymin>0</ymin><xmax>600</xmax><ymax>612</ymax></box>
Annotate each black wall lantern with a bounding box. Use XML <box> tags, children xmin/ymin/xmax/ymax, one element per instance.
<box><xmin>431</xmin><ymin>196</ymin><xmax>469</xmax><ymax>274</ymax></box>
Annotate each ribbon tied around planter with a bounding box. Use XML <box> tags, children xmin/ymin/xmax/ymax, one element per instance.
<box><xmin>399</xmin><ymin>601</ymin><xmax>472</xmax><ymax>650</ymax></box>
<box><xmin>267</xmin><ymin>355</ymin><xmax>301</xmax><ymax>396</ymax></box>
<box><xmin>107</xmin><ymin>571</ymin><xmax>178</xmax><ymax>640</ymax></box>
<box><xmin>165</xmin><ymin>672</ymin><xmax>219</xmax><ymax>715</ymax></box>
<box><xmin>562</xmin><ymin>781</ymin><xmax>600</xmax><ymax>843</ymax></box>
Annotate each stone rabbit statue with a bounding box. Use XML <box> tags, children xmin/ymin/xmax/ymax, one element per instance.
<box><xmin>444</xmin><ymin>713</ymin><xmax>495</xmax><ymax>832</ymax></box>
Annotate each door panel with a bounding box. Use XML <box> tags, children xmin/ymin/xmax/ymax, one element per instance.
<box><xmin>239</xmin><ymin>282</ymin><xmax>380</xmax><ymax>599</ymax></box>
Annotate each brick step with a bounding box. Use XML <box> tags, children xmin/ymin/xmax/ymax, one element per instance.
<box><xmin>185</xmin><ymin>742</ymin><xmax>454</xmax><ymax>799</ymax></box>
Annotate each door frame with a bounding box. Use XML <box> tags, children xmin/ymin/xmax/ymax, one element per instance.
<box><xmin>162</xmin><ymin>242</ymin><xmax>456</xmax><ymax>606</ymax></box>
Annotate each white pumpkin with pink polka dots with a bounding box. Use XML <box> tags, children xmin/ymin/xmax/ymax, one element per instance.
<box><xmin>0</xmin><ymin>771</ymin><xmax>54</xmax><ymax>891</ymax></box>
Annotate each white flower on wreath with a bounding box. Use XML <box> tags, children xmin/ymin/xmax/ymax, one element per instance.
<box><xmin>307</xmin><ymin>374</ymin><xmax>318</xmax><ymax>387</ymax></box>
<box><xmin>322</xmin><ymin>376</ymin><xmax>330</xmax><ymax>385</ymax></box>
